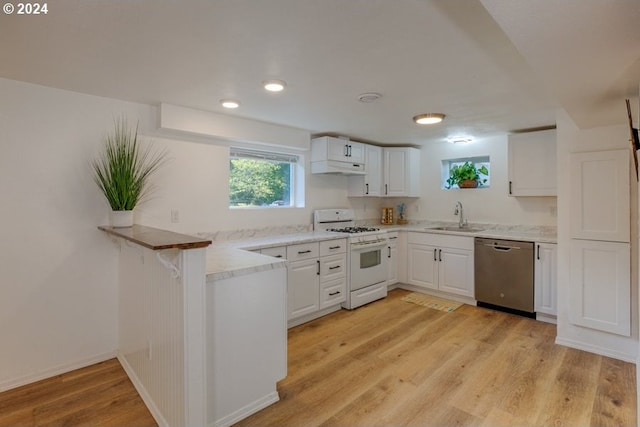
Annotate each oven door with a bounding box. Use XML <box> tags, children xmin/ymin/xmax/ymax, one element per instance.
<box><xmin>350</xmin><ymin>240</ymin><xmax>388</xmax><ymax>291</ymax></box>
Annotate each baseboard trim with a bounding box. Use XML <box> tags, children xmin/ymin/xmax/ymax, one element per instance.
<box><xmin>555</xmin><ymin>336</ymin><xmax>637</xmax><ymax>363</ymax></box>
<box><xmin>212</xmin><ymin>391</ymin><xmax>280</xmax><ymax>427</ymax></box>
<box><xmin>0</xmin><ymin>351</ymin><xmax>116</xmax><ymax>393</ymax></box>
<box><xmin>288</xmin><ymin>305</ymin><xmax>342</xmax><ymax>328</ymax></box>
<box><xmin>117</xmin><ymin>353</ymin><xmax>169</xmax><ymax>427</ymax></box>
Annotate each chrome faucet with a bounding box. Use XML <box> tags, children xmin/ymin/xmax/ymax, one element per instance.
<box><xmin>454</xmin><ymin>201</ymin><xmax>467</xmax><ymax>228</ymax></box>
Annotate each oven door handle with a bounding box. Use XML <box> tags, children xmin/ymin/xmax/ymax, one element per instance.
<box><xmin>350</xmin><ymin>241</ymin><xmax>388</xmax><ymax>251</ymax></box>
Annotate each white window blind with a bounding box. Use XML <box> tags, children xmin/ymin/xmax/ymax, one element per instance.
<box><xmin>230</xmin><ymin>147</ymin><xmax>299</xmax><ymax>164</ymax></box>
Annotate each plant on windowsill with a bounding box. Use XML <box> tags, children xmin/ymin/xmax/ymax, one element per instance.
<box><xmin>92</xmin><ymin>117</ymin><xmax>167</xmax><ymax>227</ymax></box>
<box><xmin>445</xmin><ymin>161</ymin><xmax>489</xmax><ymax>189</ymax></box>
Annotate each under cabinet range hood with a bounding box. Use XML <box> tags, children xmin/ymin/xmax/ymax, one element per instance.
<box><xmin>311</xmin><ymin>160</ymin><xmax>366</xmax><ymax>175</ymax></box>
<box><xmin>310</xmin><ymin>136</ymin><xmax>366</xmax><ymax>175</ymax></box>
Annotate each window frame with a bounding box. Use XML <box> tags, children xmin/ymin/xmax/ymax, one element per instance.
<box><xmin>229</xmin><ymin>146</ymin><xmax>305</xmax><ymax>209</ymax></box>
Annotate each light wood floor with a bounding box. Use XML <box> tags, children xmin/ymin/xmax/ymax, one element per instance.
<box><xmin>0</xmin><ymin>358</ymin><xmax>156</xmax><ymax>427</ymax></box>
<box><xmin>237</xmin><ymin>289</ymin><xmax>637</xmax><ymax>427</ymax></box>
<box><xmin>0</xmin><ymin>289</ymin><xmax>635</xmax><ymax>426</ymax></box>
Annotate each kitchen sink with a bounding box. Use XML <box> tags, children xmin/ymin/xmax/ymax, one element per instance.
<box><xmin>426</xmin><ymin>226</ymin><xmax>485</xmax><ymax>233</ymax></box>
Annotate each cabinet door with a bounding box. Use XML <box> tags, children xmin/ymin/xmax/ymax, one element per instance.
<box><xmin>287</xmin><ymin>258</ymin><xmax>320</xmax><ymax>320</ymax></box>
<box><xmin>438</xmin><ymin>247</ymin><xmax>474</xmax><ymax>298</ymax></box>
<box><xmin>347</xmin><ymin>144</ymin><xmax>381</xmax><ymax>197</ymax></box>
<box><xmin>326</xmin><ymin>138</ymin><xmax>350</xmax><ymax>161</ymax></box>
<box><xmin>407</xmin><ymin>244</ymin><xmax>438</xmax><ymax>290</ymax></box>
<box><xmin>348</xmin><ymin>141</ymin><xmax>365</xmax><ymax>163</ymax></box>
<box><xmin>387</xmin><ymin>241</ymin><xmax>398</xmax><ymax>286</ymax></box>
<box><xmin>534</xmin><ymin>243</ymin><xmax>557</xmax><ymax>316</ymax></box>
<box><xmin>569</xmin><ymin>149</ymin><xmax>630</xmax><ymax>242</ymax></box>
<box><xmin>383</xmin><ymin>147</ymin><xmax>420</xmax><ymax>197</ymax></box>
<box><xmin>569</xmin><ymin>239</ymin><xmax>630</xmax><ymax>336</ymax></box>
<box><xmin>508</xmin><ymin>129</ymin><xmax>557</xmax><ymax>196</ymax></box>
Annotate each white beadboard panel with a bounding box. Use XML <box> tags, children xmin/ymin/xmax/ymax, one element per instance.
<box><xmin>119</xmin><ymin>244</ymin><xmax>192</xmax><ymax>427</ymax></box>
<box><xmin>569</xmin><ymin>239</ymin><xmax>631</xmax><ymax>336</ymax></box>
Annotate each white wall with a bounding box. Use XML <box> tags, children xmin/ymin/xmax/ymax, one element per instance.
<box><xmin>401</xmin><ymin>135</ymin><xmax>557</xmax><ymax>226</ymax></box>
<box><xmin>556</xmin><ymin>109</ymin><xmax>639</xmax><ymax>361</ymax></box>
<box><xmin>0</xmin><ymin>78</ymin><xmax>155</xmax><ymax>390</ymax></box>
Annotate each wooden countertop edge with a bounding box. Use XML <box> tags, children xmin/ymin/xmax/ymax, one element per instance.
<box><xmin>98</xmin><ymin>224</ymin><xmax>212</xmax><ymax>250</ymax></box>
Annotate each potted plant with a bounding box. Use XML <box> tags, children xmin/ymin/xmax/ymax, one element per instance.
<box><xmin>92</xmin><ymin>117</ymin><xmax>167</xmax><ymax>227</ymax></box>
<box><xmin>445</xmin><ymin>161</ymin><xmax>489</xmax><ymax>189</ymax></box>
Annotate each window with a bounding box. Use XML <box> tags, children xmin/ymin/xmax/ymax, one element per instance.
<box><xmin>441</xmin><ymin>156</ymin><xmax>491</xmax><ymax>189</ymax></box>
<box><xmin>229</xmin><ymin>147</ymin><xmax>304</xmax><ymax>208</ymax></box>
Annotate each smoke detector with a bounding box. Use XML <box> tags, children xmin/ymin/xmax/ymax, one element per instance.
<box><xmin>357</xmin><ymin>92</ymin><xmax>382</xmax><ymax>103</ymax></box>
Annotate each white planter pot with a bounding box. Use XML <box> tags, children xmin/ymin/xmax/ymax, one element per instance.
<box><xmin>110</xmin><ymin>210</ymin><xmax>134</xmax><ymax>228</ymax></box>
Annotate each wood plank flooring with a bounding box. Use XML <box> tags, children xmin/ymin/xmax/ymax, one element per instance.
<box><xmin>0</xmin><ymin>289</ymin><xmax>635</xmax><ymax>426</ymax></box>
<box><xmin>0</xmin><ymin>359</ymin><xmax>156</xmax><ymax>427</ymax></box>
<box><xmin>236</xmin><ymin>289</ymin><xmax>637</xmax><ymax>427</ymax></box>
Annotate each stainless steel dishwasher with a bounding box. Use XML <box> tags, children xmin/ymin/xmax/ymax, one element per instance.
<box><xmin>474</xmin><ymin>238</ymin><xmax>534</xmax><ymax>315</ymax></box>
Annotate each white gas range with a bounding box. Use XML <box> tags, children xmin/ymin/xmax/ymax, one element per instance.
<box><xmin>314</xmin><ymin>209</ymin><xmax>389</xmax><ymax>309</ymax></box>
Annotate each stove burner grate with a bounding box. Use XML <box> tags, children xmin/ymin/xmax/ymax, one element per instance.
<box><xmin>328</xmin><ymin>226</ymin><xmax>380</xmax><ymax>233</ymax></box>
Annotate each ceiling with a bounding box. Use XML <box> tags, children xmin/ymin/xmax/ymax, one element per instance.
<box><xmin>1</xmin><ymin>0</ymin><xmax>639</xmax><ymax>145</ymax></box>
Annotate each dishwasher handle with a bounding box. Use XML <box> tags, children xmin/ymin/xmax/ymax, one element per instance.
<box><xmin>484</xmin><ymin>243</ymin><xmax>521</xmax><ymax>251</ymax></box>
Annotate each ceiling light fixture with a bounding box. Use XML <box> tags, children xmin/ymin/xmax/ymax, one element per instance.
<box><xmin>413</xmin><ymin>113</ymin><xmax>445</xmax><ymax>125</ymax></box>
<box><xmin>446</xmin><ymin>136</ymin><xmax>474</xmax><ymax>144</ymax></box>
<box><xmin>263</xmin><ymin>80</ymin><xmax>287</xmax><ymax>92</ymax></box>
<box><xmin>220</xmin><ymin>99</ymin><xmax>240</xmax><ymax>109</ymax></box>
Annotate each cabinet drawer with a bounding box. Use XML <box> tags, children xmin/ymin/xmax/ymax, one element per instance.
<box><xmin>320</xmin><ymin>278</ymin><xmax>346</xmax><ymax>309</ymax></box>
<box><xmin>387</xmin><ymin>231</ymin><xmax>399</xmax><ymax>245</ymax></box>
<box><xmin>408</xmin><ymin>232</ymin><xmax>473</xmax><ymax>250</ymax></box>
<box><xmin>260</xmin><ymin>246</ymin><xmax>287</xmax><ymax>259</ymax></box>
<box><xmin>287</xmin><ymin>242</ymin><xmax>319</xmax><ymax>261</ymax></box>
<box><xmin>320</xmin><ymin>238</ymin><xmax>347</xmax><ymax>256</ymax></box>
<box><xmin>320</xmin><ymin>253</ymin><xmax>347</xmax><ymax>282</ymax></box>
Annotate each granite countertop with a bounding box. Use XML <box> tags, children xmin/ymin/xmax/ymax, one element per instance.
<box><xmin>99</xmin><ymin>224</ymin><xmax>212</xmax><ymax>250</ymax></box>
<box><xmin>205</xmin><ymin>231</ymin><xmax>346</xmax><ymax>281</ymax></box>
<box><xmin>375</xmin><ymin>222</ymin><xmax>557</xmax><ymax>244</ymax></box>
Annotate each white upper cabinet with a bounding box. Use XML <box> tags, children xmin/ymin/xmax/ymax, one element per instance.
<box><xmin>508</xmin><ymin>129</ymin><xmax>557</xmax><ymax>196</ymax></box>
<box><xmin>569</xmin><ymin>149</ymin><xmax>630</xmax><ymax>243</ymax></box>
<box><xmin>383</xmin><ymin>147</ymin><xmax>421</xmax><ymax>197</ymax></box>
<box><xmin>311</xmin><ymin>136</ymin><xmax>366</xmax><ymax>174</ymax></box>
<box><xmin>347</xmin><ymin>144</ymin><xmax>383</xmax><ymax>196</ymax></box>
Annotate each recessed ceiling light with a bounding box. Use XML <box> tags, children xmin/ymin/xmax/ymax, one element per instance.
<box><xmin>447</xmin><ymin>136</ymin><xmax>474</xmax><ymax>144</ymax></box>
<box><xmin>413</xmin><ymin>113</ymin><xmax>445</xmax><ymax>125</ymax></box>
<box><xmin>220</xmin><ymin>99</ymin><xmax>240</xmax><ymax>109</ymax></box>
<box><xmin>358</xmin><ymin>92</ymin><xmax>382</xmax><ymax>103</ymax></box>
<box><xmin>263</xmin><ymin>80</ymin><xmax>287</xmax><ymax>92</ymax></box>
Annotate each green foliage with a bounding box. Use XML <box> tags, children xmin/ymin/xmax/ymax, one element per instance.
<box><xmin>92</xmin><ymin>117</ymin><xmax>167</xmax><ymax>211</ymax></box>
<box><xmin>445</xmin><ymin>161</ymin><xmax>489</xmax><ymax>189</ymax></box>
<box><xmin>229</xmin><ymin>159</ymin><xmax>291</xmax><ymax>206</ymax></box>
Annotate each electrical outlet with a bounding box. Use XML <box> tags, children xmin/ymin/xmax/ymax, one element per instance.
<box><xmin>171</xmin><ymin>209</ymin><xmax>179</xmax><ymax>223</ymax></box>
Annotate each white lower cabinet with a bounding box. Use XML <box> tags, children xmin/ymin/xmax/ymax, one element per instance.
<box><xmin>285</xmin><ymin>239</ymin><xmax>346</xmax><ymax>324</ymax></box>
<box><xmin>387</xmin><ymin>232</ymin><xmax>399</xmax><ymax>286</ymax></box>
<box><xmin>534</xmin><ymin>242</ymin><xmax>557</xmax><ymax>317</ymax></box>
<box><xmin>407</xmin><ymin>233</ymin><xmax>474</xmax><ymax>298</ymax></box>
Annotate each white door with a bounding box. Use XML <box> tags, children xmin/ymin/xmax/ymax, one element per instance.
<box><xmin>287</xmin><ymin>258</ymin><xmax>320</xmax><ymax>320</ymax></box>
<box><xmin>569</xmin><ymin>149</ymin><xmax>630</xmax><ymax>242</ymax></box>
<box><xmin>534</xmin><ymin>243</ymin><xmax>557</xmax><ymax>316</ymax></box>
<box><xmin>407</xmin><ymin>244</ymin><xmax>438</xmax><ymax>290</ymax></box>
<box><xmin>365</xmin><ymin>145</ymin><xmax>382</xmax><ymax>196</ymax></box>
<box><xmin>384</xmin><ymin>148</ymin><xmax>408</xmax><ymax>196</ymax></box>
<box><xmin>438</xmin><ymin>247</ymin><xmax>474</xmax><ymax>298</ymax></box>
<box><xmin>508</xmin><ymin>129</ymin><xmax>557</xmax><ymax>196</ymax></box>
<box><xmin>569</xmin><ymin>239</ymin><xmax>630</xmax><ymax>336</ymax></box>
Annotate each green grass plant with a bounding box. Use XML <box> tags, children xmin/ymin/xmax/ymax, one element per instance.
<box><xmin>92</xmin><ymin>117</ymin><xmax>167</xmax><ymax>211</ymax></box>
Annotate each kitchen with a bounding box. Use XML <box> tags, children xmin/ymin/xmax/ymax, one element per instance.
<box><xmin>1</xmin><ymin>1</ymin><xmax>640</xmax><ymax>426</ymax></box>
